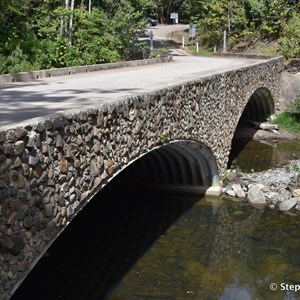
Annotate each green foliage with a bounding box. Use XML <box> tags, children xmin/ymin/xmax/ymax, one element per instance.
<box><xmin>0</xmin><ymin>47</ymin><xmax>40</xmax><ymax>74</ymax></box>
<box><xmin>0</xmin><ymin>0</ymin><xmax>148</xmax><ymax>74</ymax></box>
<box><xmin>70</xmin><ymin>7</ymin><xmax>121</xmax><ymax>64</ymax></box>
<box><xmin>149</xmin><ymin>48</ymin><xmax>168</xmax><ymax>58</ymax></box>
<box><xmin>0</xmin><ymin>0</ymin><xmax>299</xmax><ymax>74</ymax></box>
<box><xmin>192</xmin><ymin>0</ymin><xmax>248</xmax><ymax>49</ymax></box>
<box><xmin>191</xmin><ymin>0</ymin><xmax>299</xmax><ymax>53</ymax></box>
<box><xmin>291</xmin><ymin>163</ymin><xmax>300</xmax><ymax>173</ymax></box>
<box><xmin>131</xmin><ymin>0</ymin><xmax>157</xmax><ymax>17</ymax></box>
<box><xmin>159</xmin><ymin>133</ymin><xmax>168</xmax><ymax>143</ymax></box>
<box><xmin>272</xmin><ymin>97</ymin><xmax>300</xmax><ymax>137</ymax></box>
<box><xmin>188</xmin><ymin>45</ymin><xmax>212</xmax><ymax>57</ymax></box>
<box><xmin>0</xmin><ymin>0</ymin><xmax>31</xmax><ymax>54</ymax></box>
<box><xmin>221</xmin><ymin>170</ymin><xmax>231</xmax><ymax>186</ymax></box>
<box><xmin>191</xmin><ymin>0</ymin><xmax>226</xmax><ymax>48</ymax></box>
<box><xmin>288</xmin><ymin>97</ymin><xmax>300</xmax><ymax>115</ymax></box>
<box><xmin>278</xmin><ymin>14</ymin><xmax>300</xmax><ymax>59</ymax></box>
<box><xmin>109</xmin><ymin>2</ymin><xmax>146</xmax><ymax>60</ymax></box>
<box><xmin>272</xmin><ymin>111</ymin><xmax>300</xmax><ymax>137</ymax></box>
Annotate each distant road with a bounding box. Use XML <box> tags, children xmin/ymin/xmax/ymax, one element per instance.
<box><xmin>147</xmin><ymin>24</ymin><xmax>189</xmax><ymax>40</ymax></box>
<box><xmin>0</xmin><ymin>54</ymin><xmax>265</xmax><ymax>128</ymax></box>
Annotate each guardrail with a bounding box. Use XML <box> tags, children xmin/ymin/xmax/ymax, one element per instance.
<box><xmin>0</xmin><ymin>56</ymin><xmax>173</xmax><ymax>84</ymax></box>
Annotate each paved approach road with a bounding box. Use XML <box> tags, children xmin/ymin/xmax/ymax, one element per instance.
<box><xmin>0</xmin><ymin>54</ymin><xmax>266</xmax><ymax>128</ymax></box>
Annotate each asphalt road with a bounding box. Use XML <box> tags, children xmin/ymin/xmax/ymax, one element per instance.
<box><xmin>0</xmin><ymin>54</ymin><xmax>265</xmax><ymax>128</ymax></box>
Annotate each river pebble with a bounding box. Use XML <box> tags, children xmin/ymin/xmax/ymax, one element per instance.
<box><xmin>222</xmin><ymin>159</ymin><xmax>300</xmax><ymax>212</ymax></box>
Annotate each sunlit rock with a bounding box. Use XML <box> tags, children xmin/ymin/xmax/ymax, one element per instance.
<box><xmin>247</xmin><ymin>185</ymin><xmax>266</xmax><ymax>205</ymax></box>
<box><xmin>279</xmin><ymin>197</ymin><xmax>298</xmax><ymax>211</ymax></box>
<box><xmin>231</xmin><ymin>183</ymin><xmax>245</xmax><ymax>198</ymax></box>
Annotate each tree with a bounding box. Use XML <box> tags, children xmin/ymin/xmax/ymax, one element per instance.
<box><xmin>109</xmin><ymin>2</ymin><xmax>146</xmax><ymax>59</ymax></box>
<box><xmin>130</xmin><ymin>0</ymin><xmax>157</xmax><ymax>18</ymax></box>
<box><xmin>278</xmin><ymin>13</ymin><xmax>300</xmax><ymax>58</ymax></box>
<box><xmin>0</xmin><ymin>0</ymin><xmax>31</xmax><ymax>54</ymax></box>
<box><xmin>67</xmin><ymin>7</ymin><xmax>120</xmax><ymax>65</ymax></box>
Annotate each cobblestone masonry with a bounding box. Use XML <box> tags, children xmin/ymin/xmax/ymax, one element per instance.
<box><xmin>0</xmin><ymin>55</ymin><xmax>283</xmax><ymax>298</ymax></box>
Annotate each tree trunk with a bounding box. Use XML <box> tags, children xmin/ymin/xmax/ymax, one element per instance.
<box><xmin>89</xmin><ymin>0</ymin><xmax>91</xmax><ymax>13</ymax></box>
<box><xmin>60</xmin><ymin>0</ymin><xmax>69</xmax><ymax>36</ymax></box>
<box><xmin>64</xmin><ymin>0</ymin><xmax>69</xmax><ymax>37</ymax></box>
<box><xmin>248</xmin><ymin>120</ymin><xmax>280</xmax><ymax>134</ymax></box>
<box><xmin>69</xmin><ymin>0</ymin><xmax>75</xmax><ymax>44</ymax></box>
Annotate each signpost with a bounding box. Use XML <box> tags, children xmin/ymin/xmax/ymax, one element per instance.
<box><xmin>223</xmin><ymin>30</ymin><xmax>227</xmax><ymax>53</ymax></box>
<box><xmin>189</xmin><ymin>24</ymin><xmax>196</xmax><ymax>40</ymax></box>
<box><xmin>149</xmin><ymin>30</ymin><xmax>153</xmax><ymax>53</ymax></box>
<box><xmin>170</xmin><ymin>12</ymin><xmax>178</xmax><ymax>24</ymax></box>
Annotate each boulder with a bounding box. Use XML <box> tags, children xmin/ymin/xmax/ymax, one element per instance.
<box><xmin>279</xmin><ymin>197</ymin><xmax>298</xmax><ymax>211</ymax></box>
<box><xmin>247</xmin><ymin>184</ymin><xmax>266</xmax><ymax>205</ymax></box>
<box><xmin>232</xmin><ymin>183</ymin><xmax>246</xmax><ymax>198</ymax></box>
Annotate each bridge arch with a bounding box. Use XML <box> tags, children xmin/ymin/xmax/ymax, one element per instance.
<box><xmin>228</xmin><ymin>87</ymin><xmax>276</xmax><ymax>169</ymax></box>
<box><xmin>239</xmin><ymin>87</ymin><xmax>275</xmax><ymax>123</ymax></box>
<box><xmin>113</xmin><ymin>140</ymin><xmax>221</xmax><ymax>195</ymax></box>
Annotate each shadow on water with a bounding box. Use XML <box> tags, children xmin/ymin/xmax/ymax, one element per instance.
<box><xmin>11</xmin><ymin>178</ymin><xmax>202</xmax><ymax>300</ymax></box>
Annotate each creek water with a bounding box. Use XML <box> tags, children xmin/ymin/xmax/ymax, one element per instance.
<box><xmin>228</xmin><ymin>139</ymin><xmax>300</xmax><ymax>172</ymax></box>
<box><xmin>11</xmin><ymin>140</ymin><xmax>300</xmax><ymax>300</ymax></box>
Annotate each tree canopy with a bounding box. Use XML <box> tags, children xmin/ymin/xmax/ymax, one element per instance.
<box><xmin>0</xmin><ymin>0</ymin><xmax>299</xmax><ymax>74</ymax></box>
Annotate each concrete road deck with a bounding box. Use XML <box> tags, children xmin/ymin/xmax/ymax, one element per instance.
<box><xmin>0</xmin><ymin>54</ymin><xmax>266</xmax><ymax>128</ymax></box>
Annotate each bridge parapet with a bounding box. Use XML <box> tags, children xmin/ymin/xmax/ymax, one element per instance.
<box><xmin>0</xmin><ymin>56</ymin><xmax>173</xmax><ymax>84</ymax></box>
<box><xmin>0</xmin><ymin>55</ymin><xmax>283</xmax><ymax>298</ymax></box>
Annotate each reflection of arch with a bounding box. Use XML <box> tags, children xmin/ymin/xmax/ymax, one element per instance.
<box><xmin>113</xmin><ymin>140</ymin><xmax>221</xmax><ymax>196</ymax></box>
<box><xmin>232</xmin><ymin>141</ymin><xmax>274</xmax><ymax>172</ymax></box>
<box><xmin>240</xmin><ymin>87</ymin><xmax>275</xmax><ymax>122</ymax></box>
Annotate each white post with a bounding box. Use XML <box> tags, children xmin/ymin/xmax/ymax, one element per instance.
<box><xmin>150</xmin><ymin>30</ymin><xmax>153</xmax><ymax>53</ymax></box>
<box><xmin>182</xmin><ymin>36</ymin><xmax>185</xmax><ymax>48</ymax></box>
<box><xmin>196</xmin><ymin>42</ymin><xmax>199</xmax><ymax>53</ymax></box>
<box><xmin>223</xmin><ymin>30</ymin><xmax>227</xmax><ymax>53</ymax></box>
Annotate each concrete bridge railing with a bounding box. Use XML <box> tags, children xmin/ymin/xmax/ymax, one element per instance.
<box><xmin>0</xmin><ymin>56</ymin><xmax>173</xmax><ymax>84</ymax></box>
<box><xmin>0</xmin><ymin>55</ymin><xmax>283</xmax><ymax>298</ymax></box>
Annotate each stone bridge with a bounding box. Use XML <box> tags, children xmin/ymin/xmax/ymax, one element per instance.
<box><xmin>0</xmin><ymin>54</ymin><xmax>283</xmax><ymax>298</ymax></box>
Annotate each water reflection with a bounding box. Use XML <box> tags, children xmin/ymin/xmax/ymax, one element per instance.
<box><xmin>228</xmin><ymin>139</ymin><xmax>300</xmax><ymax>172</ymax></box>
<box><xmin>107</xmin><ymin>200</ymin><xmax>300</xmax><ymax>300</ymax></box>
<box><xmin>12</xmin><ymin>185</ymin><xmax>300</xmax><ymax>299</ymax></box>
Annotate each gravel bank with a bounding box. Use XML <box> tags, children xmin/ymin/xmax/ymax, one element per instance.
<box><xmin>223</xmin><ymin>159</ymin><xmax>300</xmax><ymax>213</ymax></box>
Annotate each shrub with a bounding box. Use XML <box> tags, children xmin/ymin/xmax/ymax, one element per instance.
<box><xmin>4</xmin><ymin>48</ymin><xmax>35</xmax><ymax>74</ymax></box>
<box><xmin>288</xmin><ymin>97</ymin><xmax>300</xmax><ymax>115</ymax></box>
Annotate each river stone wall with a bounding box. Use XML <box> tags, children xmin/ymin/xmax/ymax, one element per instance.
<box><xmin>0</xmin><ymin>56</ymin><xmax>283</xmax><ymax>298</ymax></box>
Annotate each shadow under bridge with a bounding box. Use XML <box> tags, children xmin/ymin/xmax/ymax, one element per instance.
<box><xmin>114</xmin><ymin>140</ymin><xmax>222</xmax><ymax>197</ymax></box>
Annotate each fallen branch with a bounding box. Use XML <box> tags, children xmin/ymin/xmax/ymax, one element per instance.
<box><xmin>247</xmin><ymin>120</ymin><xmax>280</xmax><ymax>134</ymax></box>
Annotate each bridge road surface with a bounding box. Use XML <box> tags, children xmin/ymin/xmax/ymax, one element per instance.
<box><xmin>0</xmin><ymin>54</ymin><xmax>267</xmax><ymax>128</ymax></box>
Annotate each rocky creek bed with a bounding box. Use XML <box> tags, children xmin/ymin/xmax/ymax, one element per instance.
<box><xmin>222</xmin><ymin>125</ymin><xmax>300</xmax><ymax>213</ymax></box>
<box><xmin>222</xmin><ymin>160</ymin><xmax>300</xmax><ymax>213</ymax></box>
<box><xmin>222</xmin><ymin>124</ymin><xmax>300</xmax><ymax>215</ymax></box>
